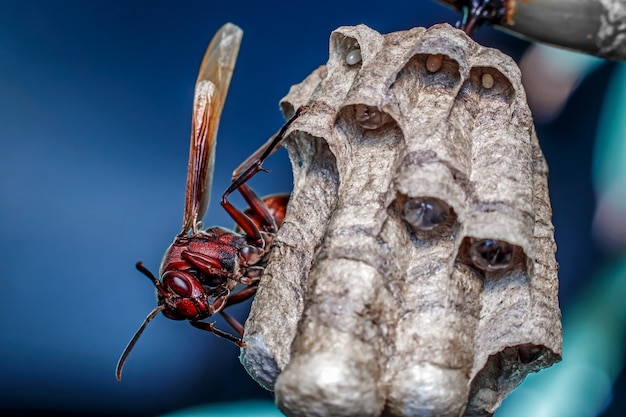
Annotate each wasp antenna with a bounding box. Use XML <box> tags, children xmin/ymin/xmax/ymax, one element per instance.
<box><xmin>116</xmin><ymin>305</ymin><xmax>166</xmax><ymax>381</ymax></box>
<box><xmin>135</xmin><ymin>261</ymin><xmax>170</xmax><ymax>297</ymax></box>
<box><xmin>135</xmin><ymin>261</ymin><xmax>158</xmax><ymax>284</ymax></box>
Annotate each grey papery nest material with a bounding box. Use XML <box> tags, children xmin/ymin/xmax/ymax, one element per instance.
<box><xmin>241</xmin><ymin>23</ymin><xmax>561</xmax><ymax>417</ymax></box>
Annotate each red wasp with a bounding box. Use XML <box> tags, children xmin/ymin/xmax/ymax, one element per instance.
<box><xmin>116</xmin><ymin>23</ymin><xmax>304</xmax><ymax>381</ymax></box>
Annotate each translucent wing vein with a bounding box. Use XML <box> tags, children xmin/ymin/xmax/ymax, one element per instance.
<box><xmin>182</xmin><ymin>23</ymin><xmax>243</xmax><ymax>234</ymax></box>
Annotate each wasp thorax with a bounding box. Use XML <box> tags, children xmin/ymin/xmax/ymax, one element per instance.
<box><xmin>402</xmin><ymin>197</ymin><xmax>450</xmax><ymax>231</ymax></box>
<box><xmin>469</xmin><ymin>239</ymin><xmax>513</xmax><ymax>271</ymax></box>
<box><xmin>354</xmin><ymin>104</ymin><xmax>392</xmax><ymax>129</ymax></box>
<box><xmin>426</xmin><ymin>54</ymin><xmax>443</xmax><ymax>73</ymax></box>
<box><xmin>345</xmin><ymin>48</ymin><xmax>362</xmax><ymax>65</ymax></box>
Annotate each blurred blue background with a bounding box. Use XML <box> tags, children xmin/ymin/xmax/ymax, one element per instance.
<box><xmin>0</xmin><ymin>1</ymin><xmax>624</xmax><ymax>416</ymax></box>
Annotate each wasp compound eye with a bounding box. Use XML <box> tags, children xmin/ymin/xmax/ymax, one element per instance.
<box><xmin>163</xmin><ymin>272</ymin><xmax>193</xmax><ymax>297</ymax></box>
<box><xmin>402</xmin><ymin>197</ymin><xmax>451</xmax><ymax>231</ymax></box>
<box><xmin>468</xmin><ymin>238</ymin><xmax>513</xmax><ymax>271</ymax></box>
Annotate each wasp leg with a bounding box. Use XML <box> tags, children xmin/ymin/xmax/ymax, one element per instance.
<box><xmin>229</xmin><ymin>128</ymin><xmax>293</xmax><ymax>234</ymax></box>
<box><xmin>221</xmin><ymin>106</ymin><xmax>308</xmax><ymax>244</ymax></box>
<box><xmin>224</xmin><ymin>283</ymin><xmax>259</xmax><ymax>308</ymax></box>
<box><xmin>231</xmin><ymin>132</ymin><xmax>284</xmax><ymax>183</ymax></box>
<box><xmin>219</xmin><ymin>310</ymin><xmax>244</xmax><ymax>337</ymax></box>
<box><xmin>189</xmin><ymin>321</ymin><xmax>245</xmax><ymax>347</ymax></box>
<box><xmin>458</xmin><ymin>0</ymin><xmax>506</xmax><ymax>36</ymax></box>
<box><xmin>241</xmin><ymin>266</ymin><xmax>264</xmax><ymax>281</ymax></box>
<box><xmin>219</xmin><ymin>284</ymin><xmax>259</xmax><ymax>336</ymax></box>
<box><xmin>237</xmin><ymin>183</ymin><xmax>278</xmax><ymax>233</ymax></box>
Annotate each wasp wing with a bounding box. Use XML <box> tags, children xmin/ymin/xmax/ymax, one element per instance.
<box><xmin>182</xmin><ymin>23</ymin><xmax>243</xmax><ymax>234</ymax></box>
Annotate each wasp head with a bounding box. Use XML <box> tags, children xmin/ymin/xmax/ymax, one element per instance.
<box><xmin>115</xmin><ymin>262</ymin><xmax>227</xmax><ymax>381</ymax></box>
<box><xmin>156</xmin><ymin>268</ymin><xmax>226</xmax><ymax>320</ymax></box>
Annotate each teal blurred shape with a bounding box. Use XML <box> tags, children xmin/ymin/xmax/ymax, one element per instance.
<box><xmin>592</xmin><ymin>63</ymin><xmax>626</xmax><ymax>249</ymax></box>
<box><xmin>160</xmin><ymin>400</ymin><xmax>283</xmax><ymax>417</ymax></box>
<box><xmin>593</xmin><ymin>63</ymin><xmax>626</xmax><ymax>193</ymax></box>
<box><xmin>496</xmin><ymin>255</ymin><xmax>626</xmax><ymax>416</ymax></box>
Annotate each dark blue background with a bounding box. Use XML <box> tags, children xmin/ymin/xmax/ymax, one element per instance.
<box><xmin>0</xmin><ymin>1</ymin><xmax>619</xmax><ymax>416</ymax></box>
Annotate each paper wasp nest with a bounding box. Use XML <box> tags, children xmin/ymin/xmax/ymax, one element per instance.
<box><xmin>241</xmin><ymin>24</ymin><xmax>561</xmax><ymax>417</ymax></box>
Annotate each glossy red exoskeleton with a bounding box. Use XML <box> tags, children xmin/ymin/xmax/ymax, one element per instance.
<box><xmin>116</xmin><ymin>23</ymin><xmax>305</xmax><ymax>381</ymax></box>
